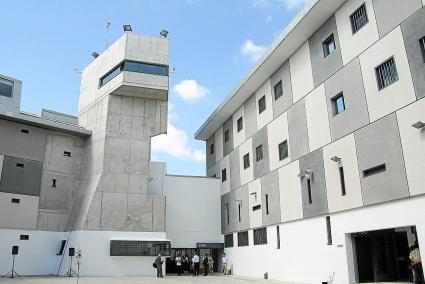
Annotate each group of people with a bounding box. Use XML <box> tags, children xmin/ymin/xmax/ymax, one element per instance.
<box><xmin>154</xmin><ymin>252</ymin><xmax>231</xmax><ymax>278</ymax></box>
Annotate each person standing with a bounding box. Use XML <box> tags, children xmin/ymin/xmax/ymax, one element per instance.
<box><xmin>222</xmin><ymin>253</ymin><xmax>228</xmax><ymax>275</ymax></box>
<box><xmin>410</xmin><ymin>243</ymin><xmax>424</xmax><ymax>284</ymax></box>
<box><xmin>193</xmin><ymin>252</ymin><xmax>200</xmax><ymax>276</ymax></box>
<box><xmin>203</xmin><ymin>254</ymin><xmax>209</xmax><ymax>276</ymax></box>
<box><xmin>155</xmin><ymin>254</ymin><xmax>164</xmax><ymax>278</ymax></box>
<box><xmin>176</xmin><ymin>254</ymin><xmax>182</xmax><ymax>276</ymax></box>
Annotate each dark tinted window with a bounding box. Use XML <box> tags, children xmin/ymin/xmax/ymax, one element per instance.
<box><xmin>258</xmin><ymin>96</ymin><xmax>266</xmax><ymax>114</ymax></box>
<box><xmin>323</xmin><ymin>34</ymin><xmax>336</xmax><ymax>57</ymax></box>
<box><xmin>224</xmin><ymin>234</ymin><xmax>234</xmax><ymax>248</ymax></box>
<box><xmin>274</xmin><ymin>81</ymin><xmax>283</xmax><ymax>100</ymax></box>
<box><xmin>254</xmin><ymin>228</ymin><xmax>267</xmax><ymax>245</ymax></box>
<box><xmin>238</xmin><ymin>231</ymin><xmax>249</xmax><ymax>247</ymax></box>
<box><xmin>419</xmin><ymin>36</ymin><xmax>425</xmax><ymax>62</ymax></box>
<box><xmin>256</xmin><ymin>145</ymin><xmax>263</xmax><ymax>162</ymax></box>
<box><xmin>237</xmin><ymin>117</ymin><xmax>243</xmax><ymax>132</ymax></box>
<box><xmin>0</xmin><ymin>81</ymin><xmax>13</xmax><ymax>98</ymax></box>
<box><xmin>278</xmin><ymin>140</ymin><xmax>288</xmax><ymax>161</ymax></box>
<box><xmin>375</xmin><ymin>57</ymin><xmax>398</xmax><ymax>90</ymax></box>
<box><xmin>243</xmin><ymin>153</ymin><xmax>250</xmax><ymax>169</ymax></box>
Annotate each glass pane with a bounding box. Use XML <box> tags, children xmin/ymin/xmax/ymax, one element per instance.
<box><xmin>124</xmin><ymin>61</ymin><xmax>139</xmax><ymax>72</ymax></box>
<box><xmin>0</xmin><ymin>81</ymin><xmax>13</xmax><ymax>98</ymax></box>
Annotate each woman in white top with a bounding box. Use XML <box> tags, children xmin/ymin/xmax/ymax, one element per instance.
<box><xmin>176</xmin><ymin>254</ymin><xmax>182</xmax><ymax>276</ymax></box>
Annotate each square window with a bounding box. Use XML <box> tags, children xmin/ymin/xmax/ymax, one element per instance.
<box><xmin>21</xmin><ymin>129</ymin><xmax>30</xmax><ymax>134</ymax></box>
<box><xmin>224</xmin><ymin>129</ymin><xmax>230</xmax><ymax>143</ymax></box>
<box><xmin>20</xmin><ymin>235</ymin><xmax>29</xmax><ymax>240</ymax></box>
<box><xmin>274</xmin><ymin>81</ymin><xmax>283</xmax><ymax>100</ymax></box>
<box><xmin>375</xmin><ymin>57</ymin><xmax>398</xmax><ymax>90</ymax></box>
<box><xmin>278</xmin><ymin>140</ymin><xmax>289</xmax><ymax>161</ymax></box>
<box><xmin>16</xmin><ymin>163</ymin><xmax>24</xmax><ymax>168</ymax></box>
<box><xmin>253</xmin><ymin>228</ymin><xmax>267</xmax><ymax>245</ymax></box>
<box><xmin>0</xmin><ymin>80</ymin><xmax>13</xmax><ymax>98</ymax></box>
<box><xmin>221</xmin><ymin>169</ymin><xmax>227</xmax><ymax>182</ymax></box>
<box><xmin>238</xmin><ymin>231</ymin><xmax>249</xmax><ymax>247</ymax></box>
<box><xmin>420</xmin><ymin>36</ymin><xmax>425</xmax><ymax>63</ymax></box>
<box><xmin>243</xmin><ymin>153</ymin><xmax>250</xmax><ymax>169</ymax></box>
<box><xmin>258</xmin><ymin>96</ymin><xmax>266</xmax><ymax>114</ymax></box>
<box><xmin>224</xmin><ymin>234</ymin><xmax>234</xmax><ymax>248</ymax></box>
<box><xmin>331</xmin><ymin>93</ymin><xmax>345</xmax><ymax>116</ymax></box>
<box><xmin>237</xmin><ymin>117</ymin><xmax>243</xmax><ymax>132</ymax></box>
<box><xmin>323</xmin><ymin>34</ymin><xmax>336</xmax><ymax>57</ymax></box>
<box><xmin>64</xmin><ymin>151</ymin><xmax>72</xmax><ymax>157</ymax></box>
<box><xmin>11</xmin><ymin>198</ymin><xmax>20</xmax><ymax>204</ymax></box>
<box><xmin>256</xmin><ymin>145</ymin><xmax>263</xmax><ymax>162</ymax></box>
<box><xmin>350</xmin><ymin>3</ymin><xmax>368</xmax><ymax>34</ymax></box>
<box><xmin>210</xmin><ymin>143</ymin><xmax>214</xmax><ymax>155</ymax></box>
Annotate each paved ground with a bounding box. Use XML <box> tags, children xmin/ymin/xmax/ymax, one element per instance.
<box><xmin>0</xmin><ymin>275</ymin><xmax>300</xmax><ymax>284</ymax></box>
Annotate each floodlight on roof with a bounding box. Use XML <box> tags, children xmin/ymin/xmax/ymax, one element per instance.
<box><xmin>91</xmin><ymin>52</ymin><xmax>99</xmax><ymax>58</ymax></box>
<box><xmin>412</xmin><ymin>121</ymin><xmax>425</xmax><ymax>129</ymax></box>
<box><xmin>123</xmin><ymin>24</ymin><xmax>132</xmax><ymax>32</ymax></box>
<box><xmin>330</xmin><ymin>156</ymin><xmax>341</xmax><ymax>163</ymax></box>
<box><xmin>160</xmin><ymin>29</ymin><xmax>169</xmax><ymax>38</ymax></box>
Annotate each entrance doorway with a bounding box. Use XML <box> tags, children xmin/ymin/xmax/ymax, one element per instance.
<box><xmin>352</xmin><ymin>226</ymin><xmax>421</xmax><ymax>283</ymax></box>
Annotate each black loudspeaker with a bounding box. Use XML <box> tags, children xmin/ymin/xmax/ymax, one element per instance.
<box><xmin>12</xmin><ymin>246</ymin><xmax>19</xmax><ymax>255</ymax></box>
<box><xmin>69</xmin><ymin>248</ymin><xmax>75</xmax><ymax>257</ymax></box>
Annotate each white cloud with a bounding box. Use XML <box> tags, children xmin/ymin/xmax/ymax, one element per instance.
<box><xmin>173</xmin><ymin>80</ymin><xmax>210</xmax><ymax>102</ymax></box>
<box><xmin>266</xmin><ymin>13</ymin><xmax>273</xmax><ymax>22</ymax></box>
<box><xmin>251</xmin><ymin>0</ymin><xmax>308</xmax><ymax>11</ymax></box>
<box><xmin>151</xmin><ymin>122</ymin><xmax>205</xmax><ymax>163</ymax></box>
<box><xmin>241</xmin><ymin>40</ymin><xmax>267</xmax><ymax>62</ymax></box>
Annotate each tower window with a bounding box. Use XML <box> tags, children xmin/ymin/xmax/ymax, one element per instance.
<box><xmin>11</xmin><ymin>198</ymin><xmax>20</xmax><ymax>204</ymax></box>
<box><xmin>254</xmin><ymin>228</ymin><xmax>267</xmax><ymax>245</ymax></box>
<box><xmin>277</xmin><ymin>226</ymin><xmax>281</xmax><ymax>249</ymax></box>
<box><xmin>339</xmin><ymin>166</ymin><xmax>346</xmax><ymax>196</ymax></box>
<box><xmin>256</xmin><ymin>145</ymin><xmax>263</xmax><ymax>162</ymax></box>
<box><xmin>238</xmin><ymin>231</ymin><xmax>249</xmax><ymax>247</ymax></box>
<box><xmin>210</xmin><ymin>143</ymin><xmax>214</xmax><ymax>155</ymax></box>
<box><xmin>331</xmin><ymin>93</ymin><xmax>345</xmax><ymax>116</ymax></box>
<box><xmin>307</xmin><ymin>179</ymin><xmax>313</xmax><ymax>204</ymax></box>
<box><xmin>265</xmin><ymin>194</ymin><xmax>269</xmax><ymax>215</ymax></box>
<box><xmin>16</xmin><ymin>163</ymin><xmax>24</xmax><ymax>168</ymax></box>
<box><xmin>224</xmin><ymin>129</ymin><xmax>230</xmax><ymax>143</ymax></box>
<box><xmin>0</xmin><ymin>80</ymin><xmax>13</xmax><ymax>98</ymax></box>
<box><xmin>258</xmin><ymin>96</ymin><xmax>266</xmax><ymax>114</ymax></box>
<box><xmin>274</xmin><ymin>80</ymin><xmax>283</xmax><ymax>100</ymax></box>
<box><xmin>375</xmin><ymin>57</ymin><xmax>398</xmax><ymax>90</ymax></box>
<box><xmin>20</xmin><ymin>235</ymin><xmax>29</xmax><ymax>240</ymax></box>
<box><xmin>323</xmin><ymin>34</ymin><xmax>336</xmax><ymax>57</ymax></box>
<box><xmin>21</xmin><ymin>129</ymin><xmax>30</xmax><ymax>134</ymax></box>
<box><xmin>52</xmin><ymin>179</ymin><xmax>57</xmax><ymax>188</ymax></box>
<box><xmin>419</xmin><ymin>36</ymin><xmax>425</xmax><ymax>62</ymax></box>
<box><xmin>326</xmin><ymin>216</ymin><xmax>333</xmax><ymax>245</ymax></box>
<box><xmin>224</xmin><ymin>234</ymin><xmax>234</xmax><ymax>248</ymax></box>
<box><xmin>278</xmin><ymin>140</ymin><xmax>289</xmax><ymax>161</ymax></box>
<box><xmin>221</xmin><ymin>169</ymin><xmax>227</xmax><ymax>182</ymax></box>
<box><xmin>64</xmin><ymin>151</ymin><xmax>72</xmax><ymax>157</ymax></box>
<box><xmin>363</xmin><ymin>164</ymin><xmax>386</xmax><ymax>178</ymax></box>
<box><xmin>243</xmin><ymin>153</ymin><xmax>250</xmax><ymax>169</ymax></box>
<box><xmin>350</xmin><ymin>3</ymin><xmax>368</xmax><ymax>34</ymax></box>
<box><xmin>237</xmin><ymin>117</ymin><xmax>243</xmax><ymax>132</ymax></box>
<box><xmin>225</xmin><ymin>203</ymin><xmax>230</xmax><ymax>225</ymax></box>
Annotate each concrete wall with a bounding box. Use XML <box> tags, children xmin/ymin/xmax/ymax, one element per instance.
<box><xmin>270</xmin><ymin>61</ymin><xmax>293</xmax><ymax>119</ymax></box>
<box><xmin>0</xmin><ymin>193</ymin><xmax>39</xmax><ymax>229</ymax></box>
<box><xmin>287</xmin><ymin>99</ymin><xmax>309</xmax><ymax>161</ymax></box>
<box><xmin>289</xmin><ymin>41</ymin><xmax>314</xmax><ymax>103</ymax></box>
<box><xmin>252</xmin><ymin>127</ymin><xmax>270</xmax><ymax>179</ymax></box>
<box><xmin>0</xmin><ymin>74</ymin><xmax>22</xmax><ymax>115</ymax></box>
<box><xmin>163</xmin><ymin>175</ymin><xmax>222</xmax><ymax>248</ymax></box>
<box><xmin>223</xmin><ymin>116</ymin><xmax>234</xmax><ymax>157</ymax></box>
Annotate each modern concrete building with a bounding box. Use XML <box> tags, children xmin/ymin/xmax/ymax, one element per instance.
<box><xmin>196</xmin><ymin>0</ymin><xmax>425</xmax><ymax>283</ymax></box>
<box><xmin>0</xmin><ymin>31</ymin><xmax>222</xmax><ymax>277</ymax></box>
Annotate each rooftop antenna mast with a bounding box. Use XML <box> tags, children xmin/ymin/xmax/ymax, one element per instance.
<box><xmin>106</xmin><ymin>22</ymin><xmax>111</xmax><ymax>48</ymax></box>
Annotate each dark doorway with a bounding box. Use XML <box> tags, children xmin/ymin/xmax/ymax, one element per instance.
<box><xmin>353</xmin><ymin>226</ymin><xmax>420</xmax><ymax>283</ymax></box>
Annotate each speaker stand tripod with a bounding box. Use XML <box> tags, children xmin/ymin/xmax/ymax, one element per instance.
<box><xmin>64</xmin><ymin>256</ymin><xmax>79</xmax><ymax>277</ymax></box>
<box><xmin>2</xmin><ymin>255</ymin><xmax>21</xmax><ymax>278</ymax></box>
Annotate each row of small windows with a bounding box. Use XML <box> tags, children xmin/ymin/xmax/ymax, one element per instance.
<box><xmin>99</xmin><ymin>60</ymin><xmax>168</xmax><ymax>87</ymax></box>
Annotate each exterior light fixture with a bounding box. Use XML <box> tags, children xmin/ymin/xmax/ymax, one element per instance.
<box><xmin>412</xmin><ymin>121</ymin><xmax>425</xmax><ymax>129</ymax></box>
<box><xmin>298</xmin><ymin>169</ymin><xmax>313</xmax><ymax>179</ymax></box>
<box><xmin>123</xmin><ymin>24</ymin><xmax>132</xmax><ymax>32</ymax></box>
<box><xmin>160</xmin><ymin>29</ymin><xmax>169</xmax><ymax>38</ymax></box>
<box><xmin>330</xmin><ymin>156</ymin><xmax>341</xmax><ymax>163</ymax></box>
<box><xmin>91</xmin><ymin>52</ymin><xmax>99</xmax><ymax>59</ymax></box>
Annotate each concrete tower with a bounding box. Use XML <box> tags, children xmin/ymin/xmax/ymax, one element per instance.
<box><xmin>68</xmin><ymin>32</ymin><xmax>169</xmax><ymax>232</ymax></box>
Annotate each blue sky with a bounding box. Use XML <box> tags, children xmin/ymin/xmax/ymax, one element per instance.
<box><xmin>0</xmin><ymin>0</ymin><xmax>307</xmax><ymax>176</ymax></box>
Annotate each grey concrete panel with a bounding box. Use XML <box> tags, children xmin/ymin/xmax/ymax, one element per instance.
<box><xmin>230</xmin><ymin>148</ymin><xmax>241</xmax><ymax>190</ymax></box>
<box><xmin>39</xmin><ymin>173</ymin><xmax>75</xmax><ymax>211</ymax></box>
<box><xmin>324</xmin><ymin>58</ymin><xmax>370</xmax><ymax>141</ymax></box>
<box><xmin>299</xmin><ymin>149</ymin><xmax>329</xmax><ymax>218</ymax></box>
<box><xmin>373</xmin><ymin>0</ymin><xmax>422</xmax><ymax>38</ymax></box>
<box><xmin>101</xmin><ymin>192</ymin><xmax>128</xmax><ymax>231</ymax></box>
<box><xmin>223</xmin><ymin>117</ymin><xmax>234</xmax><ymax>157</ymax></box>
<box><xmin>309</xmin><ymin>15</ymin><xmax>343</xmax><ymax>87</ymax></box>
<box><xmin>152</xmin><ymin>196</ymin><xmax>166</xmax><ymax>232</ymax></box>
<box><xmin>235</xmin><ymin>185</ymin><xmax>250</xmax><ymax>231</ymax></box>
<box><xmin>354</xmin><ymin>114</ymin><xmax>409</xmax><ymax>205</ymax></box>
<box><xmin>401</xmin><ymin>7</ymin><xmax>425</xmax><ymax>99</ymax></box>
<box><xmin>0</xmin><ymin>119</ymin><xmax>47</xmax><ymax>162</ymax></box>
<box><xmin>261</xmin><ymin>170</ymin><xmax>281</xmax><ymax>226</ymax></box>
<box><xmin>271</xmin><ymin>61</ymin><xmax>293</xmax><ymax>118</ymax></box>
<box><xmin>252</xmin><ymin>127</ymin><xmax>270</xmax><ymax>179</ymax></box>
<box><xmin>221</xmin><ymin>191</ymin><xmax>237</xmax><ymax>234</ymax></box>
<box><xmin>288</xmin><ymin>99</ymin><xmax>310</xmax><ymax>161</ymax></box>
<box><xmin>206</xmin><ymin>134</ymin><xmax>216</xmax><ymax>170</ymax></box>
<box><xmin>126</xmin><ymin>194</ymin><xmax>153</xmax><ymax>231</ymax></box>
<box><xmin>0</xmin><ymin>156</ymin><xmax>43</xmax><ymax>196</ymax></box>
<box><xmin>244</xmin><ymin>95</ymin><xmax>258</xmax><ymax>139</ymax></box>
<box><xmin>207</xmin><ymin>163</ymin><xmax>219</xmax><ymax>178</ymax></box>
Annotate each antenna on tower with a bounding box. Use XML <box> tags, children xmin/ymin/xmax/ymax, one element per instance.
<box><xmin>106</xmin><ymin>22</ymin><xmax>111</xmax><ymax>48</ymax></box>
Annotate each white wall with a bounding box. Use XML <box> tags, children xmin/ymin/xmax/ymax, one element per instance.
<box><xmin>164</xmin><ymin>175</ymin><xmax>222</xmax><ymax>248</ymax></box>
<box><xmin>267</xmin><ymin>112</ymin><xmax>291</xmax><ymax>171</ymax></box>
<box><xmin>305</xmin><ymin>84</ymin><xmax>331</xmax><ymax>152</ymax></box>
<box><xmin>278</xmin><ymin>160</ymin><xmax>303</xmax><ymax>222</ymax></box>
<box><xmin>248</xmin><ymin>179</ymin><xmax>262</xmax><ymax>228</ymax></box>
<box><xmin>225</xmin><ymin>195</ymin><xmax>425</xmax><ymax>284</ymax></box>
<box><xmin>255</xmin><ymin>79</ymin><xmax>273</xmax><ymax>130</ymax></box>
<box><xmin>323</xmin><ymin>134</ymin><xmax>363</xmax><ymax>213</ymax></box>
<box><xmin>396</xmin><ymin>98</ymin><xmax>425</xmax><ymax>196</ymax></box>
<box><xmin>359</xmin><ymin>27</ymin><xmax>416</xmax><ymax>122</ymax></box>
<box><xmin>233</xmin><ymin>106</ymin><xmax>246</xmax><ymax>148</ymax></box>
<box><xmin>239</xmin><ymin>138</ymin><xmax>254</xmax><ymax>186</ymax></box>
<box><xmin>289</xmin><ymin>41</ymin><xmax>314</xmax><ymax>103</ymax></box>
<box><xmin>335</xmin><ymin>0</ymin><xmax>379</xmax><ymax>65</ymax></box>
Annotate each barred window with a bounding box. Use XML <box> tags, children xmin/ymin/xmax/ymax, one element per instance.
<box><xmin>224</xmin><ymin>234</ymin><xmax>234</xmax><ymax>248</ymax></box>
<box><xmin>350</xmin><ymin>3</ymin><xmax>368</xmax><ymax>34</ymax></box>
<box><xmin>110</xmin><ymin>240</ymin><xmax>171</xmax><ymax>256</ymax></box>
<box><xmin>258</xmin><ymin>96</ymin><xmax>266</xmax><ymax>114</ymax></box>
<box><xmin>238</xmin><ymin>231</ymin><xmax>249</xmax><ymax>247</ymax></box>
<box><xmin>375</xmin><ymin>57</ymin><xmax>398</xmax><ymax>90</ymax></box>
<box><xmin>254</xmin><ymin>228</ymin><xmax>267</xmax><ymax>245</ymax></box>
<box><xmin>274</xmin><ymin>80</ymin><xmax>283</xmax><ymax>100</ymax></box>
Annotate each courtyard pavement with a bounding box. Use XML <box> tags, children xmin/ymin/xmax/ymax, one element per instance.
<box><xmin>0</xmin><ymin>275</ymin><xmax>302</xmax><ymax>284</ymax></box>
